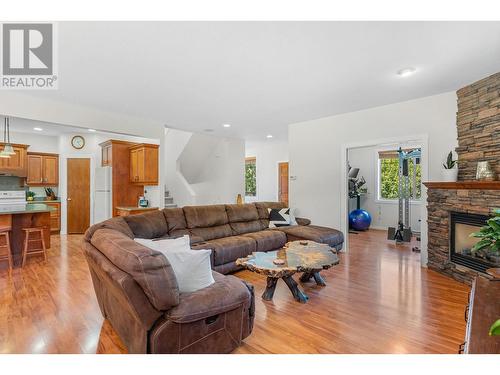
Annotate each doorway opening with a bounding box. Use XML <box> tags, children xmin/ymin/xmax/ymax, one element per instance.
<box><xmin>341</xmin><ymin>135</ymin><xmax>428</xmax><ymax>263</ymax></box>
<box><xmin>278</xmin><ymin>162</ymin><xmax>289</xmax><ymax>206</ymax></box>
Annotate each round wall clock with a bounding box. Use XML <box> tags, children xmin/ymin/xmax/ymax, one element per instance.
<box><xmin>71</xmin><ymin>135</ymin><xmax>85</xmax><ymax>149</ymax></box>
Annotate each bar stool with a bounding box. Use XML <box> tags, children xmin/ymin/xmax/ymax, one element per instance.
<box><xmin>22</xmin><ymin>227</ymin><xmax>47</xmax><ymax>267</ymax></box>
<box><xmin>0</xmin><ymin>228</ymin><xmax>13</xmax><ymax>275</ymax></box>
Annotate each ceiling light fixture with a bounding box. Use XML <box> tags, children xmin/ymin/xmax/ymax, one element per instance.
<box><xmin>88</xmin><ymin>129</ymin><xmax>96</xmax><ymax>132</ymax></box>
<box><xmin>33</xmin><ymin>127</ymin><xmax>43</xmax><ymax>131</ymax></box>
<box><xmin>222</xmin><ymin>124</ymin><xmax>231</xmax><ymax>128</ymax></box>
<box><xmin>0</xmin><ymin>117</ymin><xmax>16</xmax><ymax>158</ymax></box>
<box><xmin>397</xmin><ymin>67</ymin><xmax>417</xmax><ymax>77</ymax></box>
<box><xmin>266</xmin><ymin>134</ymin><xmax>273</xmax><ymax>139</ymax></box>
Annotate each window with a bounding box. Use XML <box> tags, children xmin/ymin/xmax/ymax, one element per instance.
<box><xmin>378</xmin><ymin>149</ymin><xmax>421</xmax><ymax>201</ymax></box>
<box><xmin>245</xmin><ymin>157</ymin><xmax>256</xmax><ymax>196</ymax></box>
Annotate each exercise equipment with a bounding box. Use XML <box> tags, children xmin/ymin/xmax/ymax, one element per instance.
<box><xmin>387</xmin><ymin>147</ymin><xmax>421</xmax><ymax>243</ymax></box>
<box><xmin>348</xmin><ymin>164</ymin><xmax>371</xmax><ymax>231</ymax></box>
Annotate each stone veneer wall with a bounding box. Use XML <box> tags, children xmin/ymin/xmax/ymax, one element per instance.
<box><xmin>456</xmin><ymin>72</ymin><xmax>500</xmax><ymax>181</ymax></box>
<box><xmin>427</xmin><ymin>188</ymin><xmax>500</xmax><ymax>284</ymax></box>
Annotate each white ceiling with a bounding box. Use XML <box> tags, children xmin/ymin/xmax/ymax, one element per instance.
<box><xmin>23</xmin><ymin>21</ymin><xmax>500</xmax><ymax>141</ymax></box>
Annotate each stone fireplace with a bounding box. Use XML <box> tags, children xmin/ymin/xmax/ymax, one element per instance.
<box><xmin>425</xmin><ymin>72</ymin><xmax>500</xmax><ymax>284</ymax></box>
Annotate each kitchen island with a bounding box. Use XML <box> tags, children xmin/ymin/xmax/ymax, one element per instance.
<box><xmin>0</xmin><ymin>204</ymin><xmax>53</xmax><ymax>266</ymax></box>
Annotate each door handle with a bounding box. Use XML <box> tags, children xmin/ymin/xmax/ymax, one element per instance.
<box><xmin>67</xmin><ymin>198</ymin><xmax>72</xmax><ymax>201</ymax></box>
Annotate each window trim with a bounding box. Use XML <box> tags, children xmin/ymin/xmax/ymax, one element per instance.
<box><xmin>374</xmin><ymin>146</ymin><xmax>423</xmax><ymax>205</ymax></box>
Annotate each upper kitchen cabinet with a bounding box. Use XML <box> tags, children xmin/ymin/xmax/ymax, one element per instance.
<box><xmin>27</xmin><ymin>152</ymin><xmax>59</xmax><ymax>186</ymax></box>
<box><xmin>129</xmin><ymin>143</ymin><xmax>159</xmax><ymax>185</ymax></box>
<box><xmin>0</xmin><ymin>143</ymin><xmax>28</xmax><ymax>177</ymax></box>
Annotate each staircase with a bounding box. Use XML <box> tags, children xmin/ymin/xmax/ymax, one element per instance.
<box><xmin>164</xmin><ymin>189</ymin><xmax>177</xmax><ymax>208</ymax></box>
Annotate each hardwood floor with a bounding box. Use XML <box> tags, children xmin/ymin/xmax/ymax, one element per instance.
<box><xmin>0</xmin><ymin>230</ymin><xmax>469</xmax><ymax>354</ymax></box>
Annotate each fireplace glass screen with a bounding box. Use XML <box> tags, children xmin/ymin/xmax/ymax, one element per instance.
<box><xmin>450</xmin><ymin>211</ymin><xmax>498</xmax><ymax>273</ymax></box>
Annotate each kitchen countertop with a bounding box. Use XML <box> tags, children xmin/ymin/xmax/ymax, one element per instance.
<box><xmin>0</xmin><ymin>203</ymin><xmax>55</xmax><ymax>214</ymax></box>
<box><xmin>115</xmin><ymin>206</ymin><xmax>159</xmax><ymax>211</ymax></box>
<box><xmin>27</xmin><ymin>199</ymin><xmax>61</xmax><ymax>203</ymax></box>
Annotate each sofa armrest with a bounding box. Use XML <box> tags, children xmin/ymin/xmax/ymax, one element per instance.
<box><xmin>295</xmin><ymin>217</ymin><xmax>311</xmax><ymax>226</ymax></box>
<box><xmin>165</xmin><ymin>273</ymin><xmax>251</xmax><ymax>324</ymax></box>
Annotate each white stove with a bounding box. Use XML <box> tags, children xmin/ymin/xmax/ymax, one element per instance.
<box><xmin>0</xmin><ymin>190</ymin><xmax>27</xmax><ymax>205</ymax></box>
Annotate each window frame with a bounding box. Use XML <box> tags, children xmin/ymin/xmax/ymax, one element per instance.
<box><xmin>374</xmin><ymin>146</ymin><xmax>423</xmax><ymax>205</ymax></box>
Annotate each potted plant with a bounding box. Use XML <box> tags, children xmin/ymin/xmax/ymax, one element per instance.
<box><xmin>441</xmin><ymin>151</ymin><xmax>458</xmax><ymax>182</ymax></box>
<box><xmin>26</xmin><ymin>191</ymin><xmax>36</xmax><ymax>201</ymax></box>
<box><xmin>470</xmin><ymin>209</ymin><xmax>500</xmax><ymax>265</ymax></box>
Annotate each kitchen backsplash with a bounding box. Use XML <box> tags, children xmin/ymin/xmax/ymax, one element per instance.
<box><xmin>0</xmin><ymin>176</ymin><xmax>58</xmax><ymax>198</ymax></box>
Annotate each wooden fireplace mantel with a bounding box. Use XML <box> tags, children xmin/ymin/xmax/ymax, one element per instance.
<box><xmin>424</xmin><ymin>181</ymin><xmax>500</xmax><ymax>190</ymax></box>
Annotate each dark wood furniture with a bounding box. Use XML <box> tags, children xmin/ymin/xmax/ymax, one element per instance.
<box><xmin>99</xmin><ymin>140</ymin><xmax>146</xmax><ymax>217</ymax></box>
<box><xmin>0</xmin><ymin>207</ymin><xmax>51</xmax><ymax>266</ymax></box>
<box><xmin>129</xmin><ymin>143</ymin><xmax>159</xmax><ymax>185</ymax></box>
<box><xmin>21</xmin><ymin>227</ymin><xmax>47</xmax><ymax>267</ymax></box>
<box><xmin>236</xmin><ymin>240</ymin><xmax>339</xmax><ymax>303</ymax></box>
<box><xmin>26</xmin><ymin>152</ymin><xmax>59</xmax><ymax>186</ymax></box>
<box><xmin>462</xmin><ymin>276</ymin><xmax>500</xmax><ymax>353</ymax></box>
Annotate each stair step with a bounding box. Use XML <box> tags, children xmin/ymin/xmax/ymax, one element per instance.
<box><xmin>164</xmin><ymin>197</ymin><xmax>174</xmax><ymax>204</ymax></box>
<box><xmin>164</xmin><ymin>203</ymin><xmax>177</xmax><ymax>208</ymax></box>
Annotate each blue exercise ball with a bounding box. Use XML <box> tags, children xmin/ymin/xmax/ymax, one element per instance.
<box><xmin>349</xmin><ymin>209</ymin><xmax>372</xmax><ymax>231</ymax></box>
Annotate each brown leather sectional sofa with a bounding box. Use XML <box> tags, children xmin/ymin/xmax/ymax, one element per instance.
<box><xmin>83</xmin><ymin>201</ymin><xmax>343</xmax><ymax>353</ymax></box>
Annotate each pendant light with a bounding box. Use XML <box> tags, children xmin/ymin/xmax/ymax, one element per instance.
<box><xmin>1</xmin><ymin>117</ymin><xmax>15</xmax><ymax>157</ymax></box>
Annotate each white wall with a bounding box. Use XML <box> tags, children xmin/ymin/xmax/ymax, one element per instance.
<box><xmin>348</xmin><ymin>144</ymin><xmax>421</xmax><ymax>232</ymax></box>
<box><xmin>245</xmin><ymin>140</ymin><xmax>288</xmax><ymax>202</ymax></box>
<box><xmin>9</xmin><ymin>131</ymin><xmax>59</xmax><ymax>153</ymax></box>
<box><xmin>289</xmin><ymin>91</ymin><xmax>458</xmax><ymax>265</ymax></box>
<box><xmin>165</xmin><ymin>128</ymin><xmax>245</xmax><ymax>207</ymax></box>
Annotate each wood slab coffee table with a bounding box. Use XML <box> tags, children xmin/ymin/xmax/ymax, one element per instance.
<box><xmin>236</xmin><ymin>240</ymin><xmax>339</xmax><ymax>303</ymax></box>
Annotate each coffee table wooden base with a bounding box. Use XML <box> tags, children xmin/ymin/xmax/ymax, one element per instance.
<box><xmin>262</xmin><ymin>271</ymin><xmax>326</xmax><ymax>303</ymax></box>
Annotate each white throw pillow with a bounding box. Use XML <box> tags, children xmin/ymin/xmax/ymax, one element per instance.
<box><xmin>268</xmin><ymin>207</ymin><xmax>298</xmax><ymax>228</ymax></box>
<box><xmin>135</xmin><ymin>235</ymin><xmax>214</xmax><ymax>293</ymax></box>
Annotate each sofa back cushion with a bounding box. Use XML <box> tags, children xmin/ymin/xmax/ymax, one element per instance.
<box><xmin>90</xmin><ymin>228</ymin><xmax>179</xmax><ymax>311</ymax></box>
<box><xmin>85</xmin><ymin>216</ymin><xmax>134</xmax><ymax>242</ymax></box>
<box><xmin>183</xmin><ymin>205</ymin><xmax>232</xmax><ymax>240</ymax></box>
<box><xmin>254</xmin><ymin>202</ymin><xmax>287</xmax><ymax>227</ymax></box>
<box><xmin>225</xmin><ymin>204</ymin><xmax>264</xmax><ymax>235</ymax></box>
<box><xmin>163</xmin><ymin>207</ymin><xmax>190</xmax><ymax>238</ymax></box>
<box><xmin>124</xmin><ymin>210</ymin><xmax>169</xmax><ymax>239</ymax></box>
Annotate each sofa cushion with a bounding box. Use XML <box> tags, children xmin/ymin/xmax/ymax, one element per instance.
<box><xmin>275</xmin><ymin>224</ymin><xmax>344</xmax><ymax>247</ymax></box>
<box><xmin>85</xmin><ymin>216</ymin><xmax>134</xmax><ymax>241</ymax></box>
<box><xmin>90</xmin><ymin>228</ymin><xmax>179</xmax><ymax>311</ymax></box>
<box><xmin>184</xmin><ymin>205</ymin><xmax>229</xmax><ymax>228</ymax></box>
<box><xmin>124</xmin><ymin>210</ymin><xmax>169</xmax><ymax>239</ymax></box>
<box><xmin>189</xmin><ymin>225</ymin><xmax>233</xmax><ymax>241</ymax></box>
<box><xmin>225</xmin><ymin>204</ymin><xmax>259</xmax><ymax>222</ymax></box>
<box><xmin>202</xmin><ymin>236</ymin><xmax>256</xmax><ymax>266</ymax></box>
<box><xmin>225</xmin><ymin>203</ymin><xmax>264</xmax><ymax>235</ymax></box>
<box><xmin>163</xmin><ymin>208</ymin><xmax>187</xmax><ymax>231</ymax></box>
<box><xmin>166</xmin><ymin>272</ymin><xmax>251</xmax><ymax>323</ymax></box>
<box><xmin>241</xmin><ymin>230</ymin><xmax>286</xmax><ymax>252</ymax></box>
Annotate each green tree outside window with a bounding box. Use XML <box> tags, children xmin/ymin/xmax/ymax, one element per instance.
<box><xmin>245</xmin><ymin>158</ymin><xmax>256</xmax><ymax>196</ymax></box>
<box><xmin>379</xmin><ymin>158</ymin><xmax>421</xmax><ymax>200</ymax></box>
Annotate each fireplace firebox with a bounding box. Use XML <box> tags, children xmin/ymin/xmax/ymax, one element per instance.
<box><xmin>450</xmin><ymin>211</ymin><xmax>498</xmax><ymax>273</ymax></box>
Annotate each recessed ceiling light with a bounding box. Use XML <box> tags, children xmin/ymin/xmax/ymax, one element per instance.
<box><xmin>222</xmin><ymin>124</ymin><xmax>231</xmax><ymax>128</ymax></box>
<box><xmin>397</xmin><ymin>67</ymin><xmax>417</xmax><ymax>77</ymax></box>
<box><xmin>88</xmin><ymin>128</ymin><xmax>96</xmax><ymax>132</ymax></box>
<box><xmin>266</xmin><ymin>134</ymin><xmax>273</xmax><ymax>139</ymax></box>
<box><xmin>33</xmin><ymin>127</ymin><xmax>43</xmax><ymax>131</ymax></box>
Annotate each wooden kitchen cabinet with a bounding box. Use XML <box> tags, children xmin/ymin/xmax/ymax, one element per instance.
<box><xmin>0</xmin><ymin>143</ymin><xmax>28</xmax><ymax>177</ymax></box>
<box><xmin>129</xmin><ymin>143</ymin><xmax>159</xmax><ymax>185</ymax></box>
<box><xmin>26</xmin><ymin>153</ymin><xmax>59</xmax><ymax>186</ymax></box>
